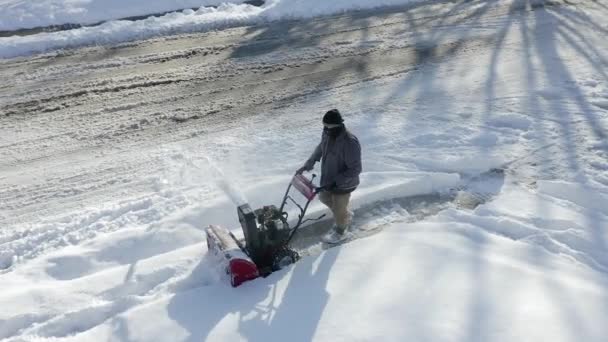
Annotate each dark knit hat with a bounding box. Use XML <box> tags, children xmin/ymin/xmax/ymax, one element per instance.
<box><xmin>323</xmin><ymin>109</ymin><xmax>344</xmax><ymax>125</ymax></box>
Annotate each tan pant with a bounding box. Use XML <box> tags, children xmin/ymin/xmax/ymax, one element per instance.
<box><xmin>318</xmin><ymin>191</ymin><xmax>351</xmax><ymax>233</ymax></box>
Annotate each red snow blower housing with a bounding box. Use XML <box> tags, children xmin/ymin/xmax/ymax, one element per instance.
<box><xmin>206</xmin><ymin>174</ymin><xmax>325</xmax><ymax>287</ymax></box>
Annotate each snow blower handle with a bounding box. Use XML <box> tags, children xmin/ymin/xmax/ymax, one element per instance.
<box><xmin>279</xmin><ymin>173</ymin><xmax>322</xmax><ymax>227</ymax></box>
<box><xmin>291</xmin><ymin>173</ymin><xmax>317</xmax><ymax>201</ymax></box>
<box><xmin>294</xmin><ymin>171</ymin><xmax>324</xmax><ymax>194</ymax></box>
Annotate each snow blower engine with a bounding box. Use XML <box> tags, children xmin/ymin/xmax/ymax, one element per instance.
<box><xmin>205</xmin><ymin>174</ymin><xmax>325</xmax><ymax>287</ymax></box>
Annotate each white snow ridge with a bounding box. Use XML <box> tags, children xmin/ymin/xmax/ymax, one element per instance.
<box><xmin>0</xmin><ymin>0</ymin><xmax>427</xmax><ymax>58</ymax></box>
<box><xmin>1</xmin><ymin>0</ymin><xmax>608</xmax><ymax>341</ymax></box>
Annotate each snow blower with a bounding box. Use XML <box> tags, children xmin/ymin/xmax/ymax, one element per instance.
<box><xmin>205</xmin><ymin>174</ymin><xmax>325</xmax><ymax>287</ymax></box>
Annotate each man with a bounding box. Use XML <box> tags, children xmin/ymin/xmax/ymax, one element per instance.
<box><xmin>297</xmin><ymin>109</ymin><xmax>362</xmax><ymax>243</ymax></box>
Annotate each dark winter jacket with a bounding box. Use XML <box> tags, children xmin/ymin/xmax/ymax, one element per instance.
<box><xmin>304</xmin><ymin>128</ymin><xmax>362</xmax><ymax>193</ymax></box>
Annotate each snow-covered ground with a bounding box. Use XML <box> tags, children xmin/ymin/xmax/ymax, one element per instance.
<box><xmin>1</xmin><ymin>0</ymin><xmax>608</xmax><ymax>341</ymax></box>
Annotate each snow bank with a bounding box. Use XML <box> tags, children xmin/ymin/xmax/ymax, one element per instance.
<box><xmin>352</xmin><ymin>171</ymin><xmax>459</xmax><ymax>207</ymax></box>
<box><xmin>0</xmin><ymin>0</ymin><xmax>247</xmax><ymax>31</ymax></box>
<box><xmin>416</xmin><ymin>154</ymin><xmax>507</xmax><ymax>174</ymax></box>
<box><xmin>0</xmin><ymin>0</ymin><xmax>425</xmax><ymax>58</ymax></box>
<box><xmin>0</xmin><ymin>3</ymin><xmax>265</xmax><ymax>59</ymax></box>
<box><xmin>262</xmin><ymin>0</ymin><xmax>428</xmax><ymax>20</ymax></box>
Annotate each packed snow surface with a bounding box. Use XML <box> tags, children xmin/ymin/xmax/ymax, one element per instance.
<box><xmin>1</xmin><ymin>0</ymin><xmax>608</xmax><ymax>341</ymax></box>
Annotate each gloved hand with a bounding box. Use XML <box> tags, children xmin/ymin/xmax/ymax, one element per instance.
<box><xmin>296</xmin><ymin>165</ymin><xmax>311</xmax><ymax>175</ymax></box>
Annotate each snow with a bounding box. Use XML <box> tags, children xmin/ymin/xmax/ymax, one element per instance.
<box><xmin>537</xmin><ymin>180</ymin><xmax>608</xmax><ymax>216</ymax></box>
<box><xmin>486</xmin><ymin>113</ymin><xmax>533</xmax><ymax>131</ymax></box>
<box><xmin>2</xmin><ymin>0</ymin><xmax>608</xmax><ymax>341</ymax></box>
<box><xmin>0</xmin><ymin>3</ymin><xmax>264</xmax><ymax>58</ymax></box>
<box><xmin>0</xmin><ymin>0</ymin><xmax>427</xmax><ymax>59</ymax></box>
<box><xmin>0</xmin><ymin>0</ymin><xmax>247</xmax><ymax>31</ymax></box>
<box><xmin>60</xmin><ymin>225</ymin><xmax>608</xmax><ymax>342</ymax></box>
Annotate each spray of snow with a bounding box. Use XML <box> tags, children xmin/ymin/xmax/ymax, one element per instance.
<box><xmin>200</xmin><ymin>156</ymin><xmax>248</xmax><ymax>206</ymax></box>
<box><xmin>161</xmin><ymin>149</ymin><xmax>248</xmax><ymax>206</ymax></box>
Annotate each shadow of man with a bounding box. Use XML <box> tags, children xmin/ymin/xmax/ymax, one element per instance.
<box><xmin>165</xmin><ymin>244</ymin><xmax>339</xmax><ymax>341</ymax></box>
<box><xmin>165</xmin><ymin>254</ymin><xmax>270</xmax><ymax>341</ymax></box>
<box><xmin>237</xmin><ymin>246</ymin><xmax>340</xmax><ymax>342</ymax></box>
